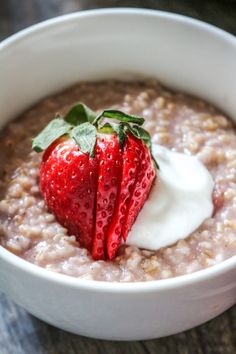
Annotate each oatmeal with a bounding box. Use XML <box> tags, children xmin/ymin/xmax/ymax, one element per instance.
<box><xmin>0</xmin><ymin>80</ymin><xmax>236</xmax><ymax>281</ymax></box>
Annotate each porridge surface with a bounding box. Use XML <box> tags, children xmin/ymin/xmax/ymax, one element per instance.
<box><xmin>0</xmin><ymin>80</ymin><xmax>236</xmax><ymax>282</ymax></box>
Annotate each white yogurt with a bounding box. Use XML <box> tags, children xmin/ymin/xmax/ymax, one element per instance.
<box><xmin>127</xmin><ymin>144</ymin><xmax>214</xmax><ymax>250</ymax></box>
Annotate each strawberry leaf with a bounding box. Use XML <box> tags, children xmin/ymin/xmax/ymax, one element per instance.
<box><xmin>65</xmin><ymin>102</ymin><xmax>97</xmax><ymax>126</ymax></box>
<box><xmin>32</xmin><ymin>118</ymin><xmax>72</xmax><ymax>152</ymax></box>
<box><xmin>95</xmin><ymin>109</ymin><xmax>144</xmax><ymax>127</ymax></box>
<box><xmin>129</xmin><ymin>125</ymin><xmax>152</xmax><ymax>150</ymax></box>
<box><xmin>71</xmin><ymin>122</ymin><xmax>97</xmax><ymax>157</ymax></box>
<box><xmin>32</xmin><ymin>102</ymin><xmax>158</xmax><ymax>167</ymax></box>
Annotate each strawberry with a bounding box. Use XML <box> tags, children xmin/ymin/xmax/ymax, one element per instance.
<box><xmin>32</xmin><ymin>103</ymin><xmax>157</xmax><ymax>260</ymax></box>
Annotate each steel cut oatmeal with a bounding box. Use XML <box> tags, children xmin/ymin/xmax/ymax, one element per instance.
<box><xmin>0</xmin><ymin>80</ymin><xmax>236</xmax><ymax>281</ymax></box>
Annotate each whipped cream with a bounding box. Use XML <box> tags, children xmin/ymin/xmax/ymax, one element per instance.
<box><xmin>127</xmin><ymin>144</ymin><xmax>214</xmax><ymax>250</ymax></box>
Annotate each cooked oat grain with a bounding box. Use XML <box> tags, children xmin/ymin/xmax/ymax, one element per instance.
<box><xmin>0</xmin><ymin>80</ymin><xmax>235</xmax><ymax>281</ymax></box>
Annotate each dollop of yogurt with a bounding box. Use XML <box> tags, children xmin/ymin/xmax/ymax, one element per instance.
<box><xmin>127</xmin><ymin>144</ymin><xmax>214</xmax><ymax>250</ymax></box>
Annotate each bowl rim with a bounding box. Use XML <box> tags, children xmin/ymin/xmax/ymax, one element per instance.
<box><xmin>1</xmin><ymin>245</ymin><xmax>236</xmax><ymax>292</ymax></box>
<box><xmin>0</xmin><ymin>7</ymin><xmax>235</xmax><ymax>50</ymax></box>
<box><xmin>0</xmin><ymin>8</ymin><xmax>236</xmax><ymax>293</ymax></box>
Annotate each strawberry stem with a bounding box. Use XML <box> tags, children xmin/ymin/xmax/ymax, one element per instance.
<box><xmin>97</xmin><ymin>124</ymin><xmax>114</xmax><ymax>135</ymax></box>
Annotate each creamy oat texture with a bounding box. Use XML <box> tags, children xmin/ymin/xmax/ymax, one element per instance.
<box><xmin>0</xmin><ymin>80</ymin><xmax>236</xmax><ymax>282</ymax></box>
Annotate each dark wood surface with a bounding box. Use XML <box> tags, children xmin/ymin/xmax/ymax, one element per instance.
<box><xmin>0</xmin><ymin>1</ymin><xmax>235</xmax><ymax>353</ymax></box>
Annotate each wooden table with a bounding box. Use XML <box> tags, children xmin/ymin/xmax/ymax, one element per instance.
<box><xmin>0</xmin><ymin>1</ymin><xmax>235</xmax><ymax>353</ymax></box>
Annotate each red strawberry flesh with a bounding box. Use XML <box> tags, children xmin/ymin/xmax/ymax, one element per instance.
<box><xmin>122</xmin><ymin>139</ymin><xmax>156</xmax><ymax>241</ymax></box>
<box><xmin>106</xmin><ymin>134</ymin><xmax>141</xmax><ymax>260</ymax></box>
<box><xmin>40</xmin><ymin>139</ymin><xmax>99</xmax><ymax>250</ymax></box>
<box><xmin>92</xmin><ymin>135</ymin><xmax>123</xmax><ymax>260</ymax></box>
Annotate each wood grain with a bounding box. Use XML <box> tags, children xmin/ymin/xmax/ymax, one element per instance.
<box><xmin>0</xmin><ymin>1</ymin><xmax>235</xmax><ymax>353</ymax></box>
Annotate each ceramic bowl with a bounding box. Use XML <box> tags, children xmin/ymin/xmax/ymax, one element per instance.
<box><xmin>0</xmin><ymin>9</ymin><xmax>235</xmax><ymax>340</ymax></box>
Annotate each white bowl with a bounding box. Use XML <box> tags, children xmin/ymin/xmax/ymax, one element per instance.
<box><xmin>0</xmin><ymin>9</ymin><xmax>235</xmax><ymax>340</ymax></box>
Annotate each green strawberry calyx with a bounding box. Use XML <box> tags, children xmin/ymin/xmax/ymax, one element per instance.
<box><xmin>32</xmin><ymin>102</ymin><xmax>158</xmax><ymax>167</ymax></box>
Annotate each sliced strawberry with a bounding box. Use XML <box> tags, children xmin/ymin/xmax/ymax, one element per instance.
<box><xmin>33</xmin><ymin>103</ymin><xmax>156</xmax><ymax>260</ymax></box>
<box><xmin>40</xmin><ymin>139</ymin><xmax>99</xmax><ymax>250</ymax></box>
<box><xmin>122</xmin><ymin>141</ymin><xmax>156</xmax><ymax>241</ymax></box>
<box><xmin>106</xmin><ymin>134</ymin><xmax>140</xmax><ymax>260</ymax></box>
<box><xmin>92</xmin><ymin>135</ymin><xmax>123</xmax><ymax>260</ymax></box>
